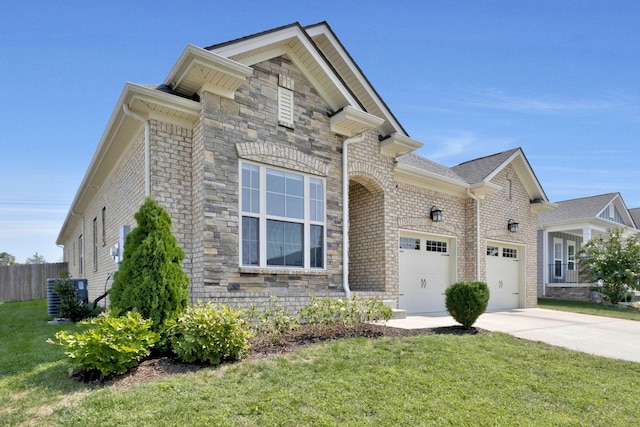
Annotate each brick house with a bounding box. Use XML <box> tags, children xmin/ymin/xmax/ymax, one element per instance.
<box><xmin>56</xmin><ymin>22</ymin><xmax>554</xmax><ymax>314</ymax></box>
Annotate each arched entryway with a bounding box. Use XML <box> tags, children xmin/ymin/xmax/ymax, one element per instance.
<box><xmin>348</xmin><ymin>176</ymin><xmax>386</xmax><ymax>292</ymax></box>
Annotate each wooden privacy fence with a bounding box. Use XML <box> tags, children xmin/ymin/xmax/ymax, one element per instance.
<box><xmin>0</xmin><ymin>263</ymin><xmax>68</xmax><ymax>302</ymax></box>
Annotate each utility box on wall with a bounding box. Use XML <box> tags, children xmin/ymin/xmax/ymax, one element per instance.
<box><xmin>46</xmin><ymin>278</ymin><xmax>89</xmax><ymax>318</ymax></box>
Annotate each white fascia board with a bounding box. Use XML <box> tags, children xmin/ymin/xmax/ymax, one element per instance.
<box><xmin>212</xmin><ymin>27</ymin><xmax>361</xmax><ymax>111</ymax></box>
<box><xmin>330</xmin><ymin>106</ymin><xmax>384</xmax><ymax>137</ymax></box>
<box><xmin>380</xmin><ymin>133</ymin><xmax>424</xmax><ymax>157</ymax></box>
<box><xmin>486</xmin><ymin>149</ymin><xmax>548</xmax><ymax>202</ymax></box>
<box><xmin>395</xmin><ymin>162</ymin><xmax>469</xmax><ymax>196</ymax></box>
<box><xmin>305</xmin><ymin>24</ymin><xmax>407</xmax><ymax>136</ymax></box>
<box><xmin>165</xmin><ymin>44</ymin><xmax>253</xmax><ymax>97</ymax></box>
<box><xmin>57</xmin><ymin>83</ymin><xmax>201</xmax><ymax>245</ymax></box>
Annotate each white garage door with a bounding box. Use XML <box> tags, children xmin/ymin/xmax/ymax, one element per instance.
<box><xmin>398</xmin><ymin>234</ymin><xmax>452</xmax><ymax>314</ymax></box>
<box><xmin>486</xmin><ymin>243</ymin><xmax>521</xmax><ymax>310</ymax></box>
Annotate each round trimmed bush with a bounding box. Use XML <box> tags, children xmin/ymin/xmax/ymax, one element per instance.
<box><xmin>445</xmin><ymin>281</ymin><xmax>490</xmax><ymax>329</ymax></box>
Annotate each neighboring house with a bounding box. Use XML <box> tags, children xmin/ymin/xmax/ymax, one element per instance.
<box><xmin>56</xmin><ymin>21</ymin><xmax>554</xmax><ymax>315</ymax></box>
<box><xmin>537</xmin><ymin>192</ymin><xmax>638</xmax><ymax>300</ymax></box>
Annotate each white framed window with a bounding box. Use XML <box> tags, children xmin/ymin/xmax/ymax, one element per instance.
<box><xmin>503</xmin><ymin>248</ymin><xmax>518</xmax><ymax>259</ymax></box>
<box><xmin>399</xmin><ymin>237</ymin><xmax>420</xmax><ymax>250</ymax></box>
<box><xmin>553</xmin><ymin>238</ymin><xmax>563</xmax><ymax>278</ymax></box>
<box><xmin>240</xmin><ymin>161</ymin><xmax>325</xmax><ymax>269</ymax></box>
<box><xmin>567</xmin><ymin>241</ymin><xmax>576</xmax><ymax>271</ymax></box>
<box><xmin>487</xmin><ymin>246</ymin><xmax>499</xmax><ymax>257</ymax></box>
<box><xmin>426</xmin><ymin>240</ymin><xmax>447</xmax><ymax>253</ymax></box>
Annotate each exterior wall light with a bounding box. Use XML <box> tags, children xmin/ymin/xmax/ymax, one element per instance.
<box><xmin>508</xmin><ymin>219</ymin><xmax>519</xmax><ymax>233</ymax></box>
<box><xmin>430</xmin><ymin>206</ymin><xmax>443</xmax><ymax>222</ymax></box>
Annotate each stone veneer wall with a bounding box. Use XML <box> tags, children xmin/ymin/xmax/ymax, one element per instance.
<box><xmin>545</xmin><ymin>285</ymin><xmax>591</xmax><ymax>301</ymax></box>
<box><xmin>190</xmin><ymin>56</ymin><xmax>346</xmax><ymax>302</ymax></box>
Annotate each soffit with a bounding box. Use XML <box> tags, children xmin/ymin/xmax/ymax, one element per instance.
<box><xmin>305</xmin><ymin>25</ymin><xmax>406</xmax><ymax>137</ymax></box>
<box><xmin>208</xmin><ymin>24</ymin><xmax>360</xmax><ymax>113</ymax></box>
<box><xmin>164</xmin><ymin>45</ymin><xmax>254</xmax><ymax>99</ymax></box>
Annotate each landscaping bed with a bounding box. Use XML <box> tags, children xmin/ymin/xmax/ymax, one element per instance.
<box><xmin>106</xmin><ymin>323</ymin><xmax>482</xmax><ymax>387</ymax></box>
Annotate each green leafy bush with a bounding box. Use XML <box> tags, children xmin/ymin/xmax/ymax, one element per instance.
<box><xmin>445</xmin><ymin>281</ymin><xmax>490</xmax><ymax>329</ymax></box>
<box><xmin>109</xmin><ymin>197</ymin><xmax>189</xmax><ymax>334</ymax></box>
<box><xmin>245</xmin><ymin>296</ymin><xmax>300</xmax><ymax>344</ymax></box>
<box><xmin>299</xmin><ymin>296</ymin><xmax>393</xmax><ymax>332</ymax></box>
<box><xmin>168</xmin><ymin>302</ymin><xmax>252</xmax><ymax>365</ymax></box>
<box><xmin>579</xmin><ymin>228</ymin><xmax>640</xmax><ymax>304</ymax></box>
<box><xmin>49</xmin><ymin>311</ymin><xmax>159</xmax><ymax>378</ymax></box>
<box><xmin>53</xmin><ymin>274</ymin><xmax>93</xmax><ymax>322</ymax></box>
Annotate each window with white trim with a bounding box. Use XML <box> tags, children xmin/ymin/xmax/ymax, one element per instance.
<box><xmin>426</xmin><ymin>240</ymin><xmax>447</xmax><ymax>253</ymax></box>
<box><xmin>399</xmin><ymin>237</ymin><xmax>420</xmax><ymax>250</ymax></box>
<box><xmin>240</xmin><ymin>162</ymin><xmax>325</xmax><ymax>269</ymax></box>
<box><xmin>503</xmin><ymin>247</ymin><xmax>518</xmax><ymax>259</ymax></box>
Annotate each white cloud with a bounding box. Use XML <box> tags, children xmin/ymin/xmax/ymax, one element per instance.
<box><xmin>464</xmin><ymin>88</ymin><xmax>621</xmax><ymax>115</ymax></box>
<box><xmin>417</xmin><ymin>131</ymin><xmax>516</xmax><ymax>164</ymax></box>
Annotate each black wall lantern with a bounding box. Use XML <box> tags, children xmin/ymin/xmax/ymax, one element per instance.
<box><xmin>508</xmin><ymin>219</ymin><xmax>519</xmax><ymax>233</ymax></box>
<box><xmin>430</xmin><ymin>206</ymin><xmax>443</xmax><ymax>222</ymax></box>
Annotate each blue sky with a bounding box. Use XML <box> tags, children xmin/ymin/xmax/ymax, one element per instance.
<box><xmin>1</xmin><ymin>1</ymin><xmax>638</xmax><ymax>263</ymax></box>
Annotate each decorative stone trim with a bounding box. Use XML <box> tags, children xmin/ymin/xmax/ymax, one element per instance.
<box><xmin>236</xmin><ymin>141</ymin><xmax>329</xmax><ymax>176</ymax></box>
<box><xmin>238</xmin><ymin>266</ymin><xmax>329</xmax><ymax>276</ymax></box>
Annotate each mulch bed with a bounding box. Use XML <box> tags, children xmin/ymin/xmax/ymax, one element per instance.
<box><xmin>101</xmin><ymin>323</ymin><xmax>482</xmax><ymax>388</ymax></box>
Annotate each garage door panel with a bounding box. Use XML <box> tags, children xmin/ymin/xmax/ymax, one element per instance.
<box><xmin>399</xmin><ymin>235</ymin><xmax>451</xmax><ymax>314</ymax></box>
<box><xmin>486</xmin><ymin>244</ymin><xmax>521</xmax><ymax>310</ymax></box>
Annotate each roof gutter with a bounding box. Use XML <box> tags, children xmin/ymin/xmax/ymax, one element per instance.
<box><xmin>122</xmin><ymin>104</ymin><xmax>150</xmax><ymax>197</ymax></box>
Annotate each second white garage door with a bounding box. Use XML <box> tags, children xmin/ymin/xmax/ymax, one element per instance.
<box><xmin>398</xmin><ymin>234</ymin><xmax>453</xmax><ymax>314</ymax></box>
<box><xmin>486</xmin><ymin>243</ymin><xmax>522</xmax><ymax>310</ymax></box>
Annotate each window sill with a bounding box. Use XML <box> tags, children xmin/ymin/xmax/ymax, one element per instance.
<box><xmin>239</xmin><ymin>266</ymin><xmax>328</xmax><ymax>276</ymax></box>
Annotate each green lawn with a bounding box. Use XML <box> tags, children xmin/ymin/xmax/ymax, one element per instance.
<box><xmin>2</xmin><ymin>299</ymin><xmax>639</xmax><ymax>426</ymax></box>
<box><xmin>538</xmin><ymin>297</ymin><xmax>640</xmax><ymax>321</ymax></box>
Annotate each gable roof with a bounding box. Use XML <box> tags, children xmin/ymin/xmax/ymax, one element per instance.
<box><xmin>629</xmin><ymin>208</ymin><xmax>640</xmax><ymax>229</ymax></box>
<box><xmin>538</xmin><ymin>192</ymin><xmax>636</xmax><ymax>228</ymax></box>
<box><xmin>451</xmin><ymin>148</ymin><xmax>520</xmax><ymax>183</ymax></box>
<box><xmin>395</xmin><ymin>148</ymin><xmax>554</xmax><ymax>210</ymax></box>
<box><xmin>203</xmin><ymin>21</ymin><xmax>407</xmax><ymax>138</ymax></box>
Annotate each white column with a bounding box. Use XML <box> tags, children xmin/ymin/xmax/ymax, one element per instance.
<box><xmin>583</xmin><ymin>227</ymin><xmax>592</xmax><ymax>243</ymax></box>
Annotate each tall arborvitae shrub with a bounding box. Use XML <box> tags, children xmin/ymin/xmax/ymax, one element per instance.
<box><xmin>109</xmin><ymin>197</ymin><xmax>189</xmax><ymax>332</ymax></box>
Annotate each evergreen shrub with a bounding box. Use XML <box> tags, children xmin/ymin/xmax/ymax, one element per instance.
<box><xmin>445</xmin><ymin>281</ymin><xmax>490</xmax><ymax>329</ymax></box>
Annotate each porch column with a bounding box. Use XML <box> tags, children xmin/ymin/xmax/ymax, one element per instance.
<box><xmin>582</xmin><ymin>227</ymin><xmax>592</xmax><ymax>243</ymax></box>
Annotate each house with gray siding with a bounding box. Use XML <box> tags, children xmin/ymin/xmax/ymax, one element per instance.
<box><xmin>537</xmin><ymin>192</ymin><xmax>638</xmax><ymax>300</ymax></box>
<box><xmin>57</xmin><ymin>22</ymin><xmax>554</xmax><ymax>315</ymax></box>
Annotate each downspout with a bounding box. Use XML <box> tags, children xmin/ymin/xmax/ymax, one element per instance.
<box><xmin>342</xmin><ymin>133</ymin><xmax>367</xmax><ymax>297</ymax></box>
<box><xmin>122</xmin><ymin>104</ymin><xmax>150</xmax><ymax>197</ymax></box>
<box><xmin>466</xmin><ymin>188</ymin><xmax>481</xmax><ymax>280</ymax></box>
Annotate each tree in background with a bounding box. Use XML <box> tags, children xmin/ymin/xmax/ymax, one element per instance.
<box><xmin>579</xmin><ymin>228</ymin><xmax>640</xmax><ymax>304</ymax></box>
<box><xmin>109</xmin><ymin>197</ymin><xmax>189</xmax><ymax>333</ymax></box>
<box><xmin>0</xmin><ymin>252</ymin><xmax>16</xmax><ymax>266</ymax></box>
<box><xmin>25</xmin><ymin>252</ymin><xmax>46</xmax><ymax>264</ymax></box>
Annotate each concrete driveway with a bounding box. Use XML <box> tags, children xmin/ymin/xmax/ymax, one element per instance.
<box><xmin>385</xmin><ymin>308</ymin><xmax>640</xmax><ymax>363</ymax></box>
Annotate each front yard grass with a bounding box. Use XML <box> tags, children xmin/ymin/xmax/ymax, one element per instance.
<box><xmin>2</xmin><ymin>299</ymin><xmax>639</xmax><ymax>426</ymax></box>
<box><xmin>538</xmin><ymin>297</ymin><xmax>640</xmax><ymax>321</ymax></box>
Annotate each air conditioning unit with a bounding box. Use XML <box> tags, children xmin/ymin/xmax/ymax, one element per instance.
<box><xmin>46</xmin><ymin>278</ymin><xmax>89</xmax><ymax>318</ymax></box>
